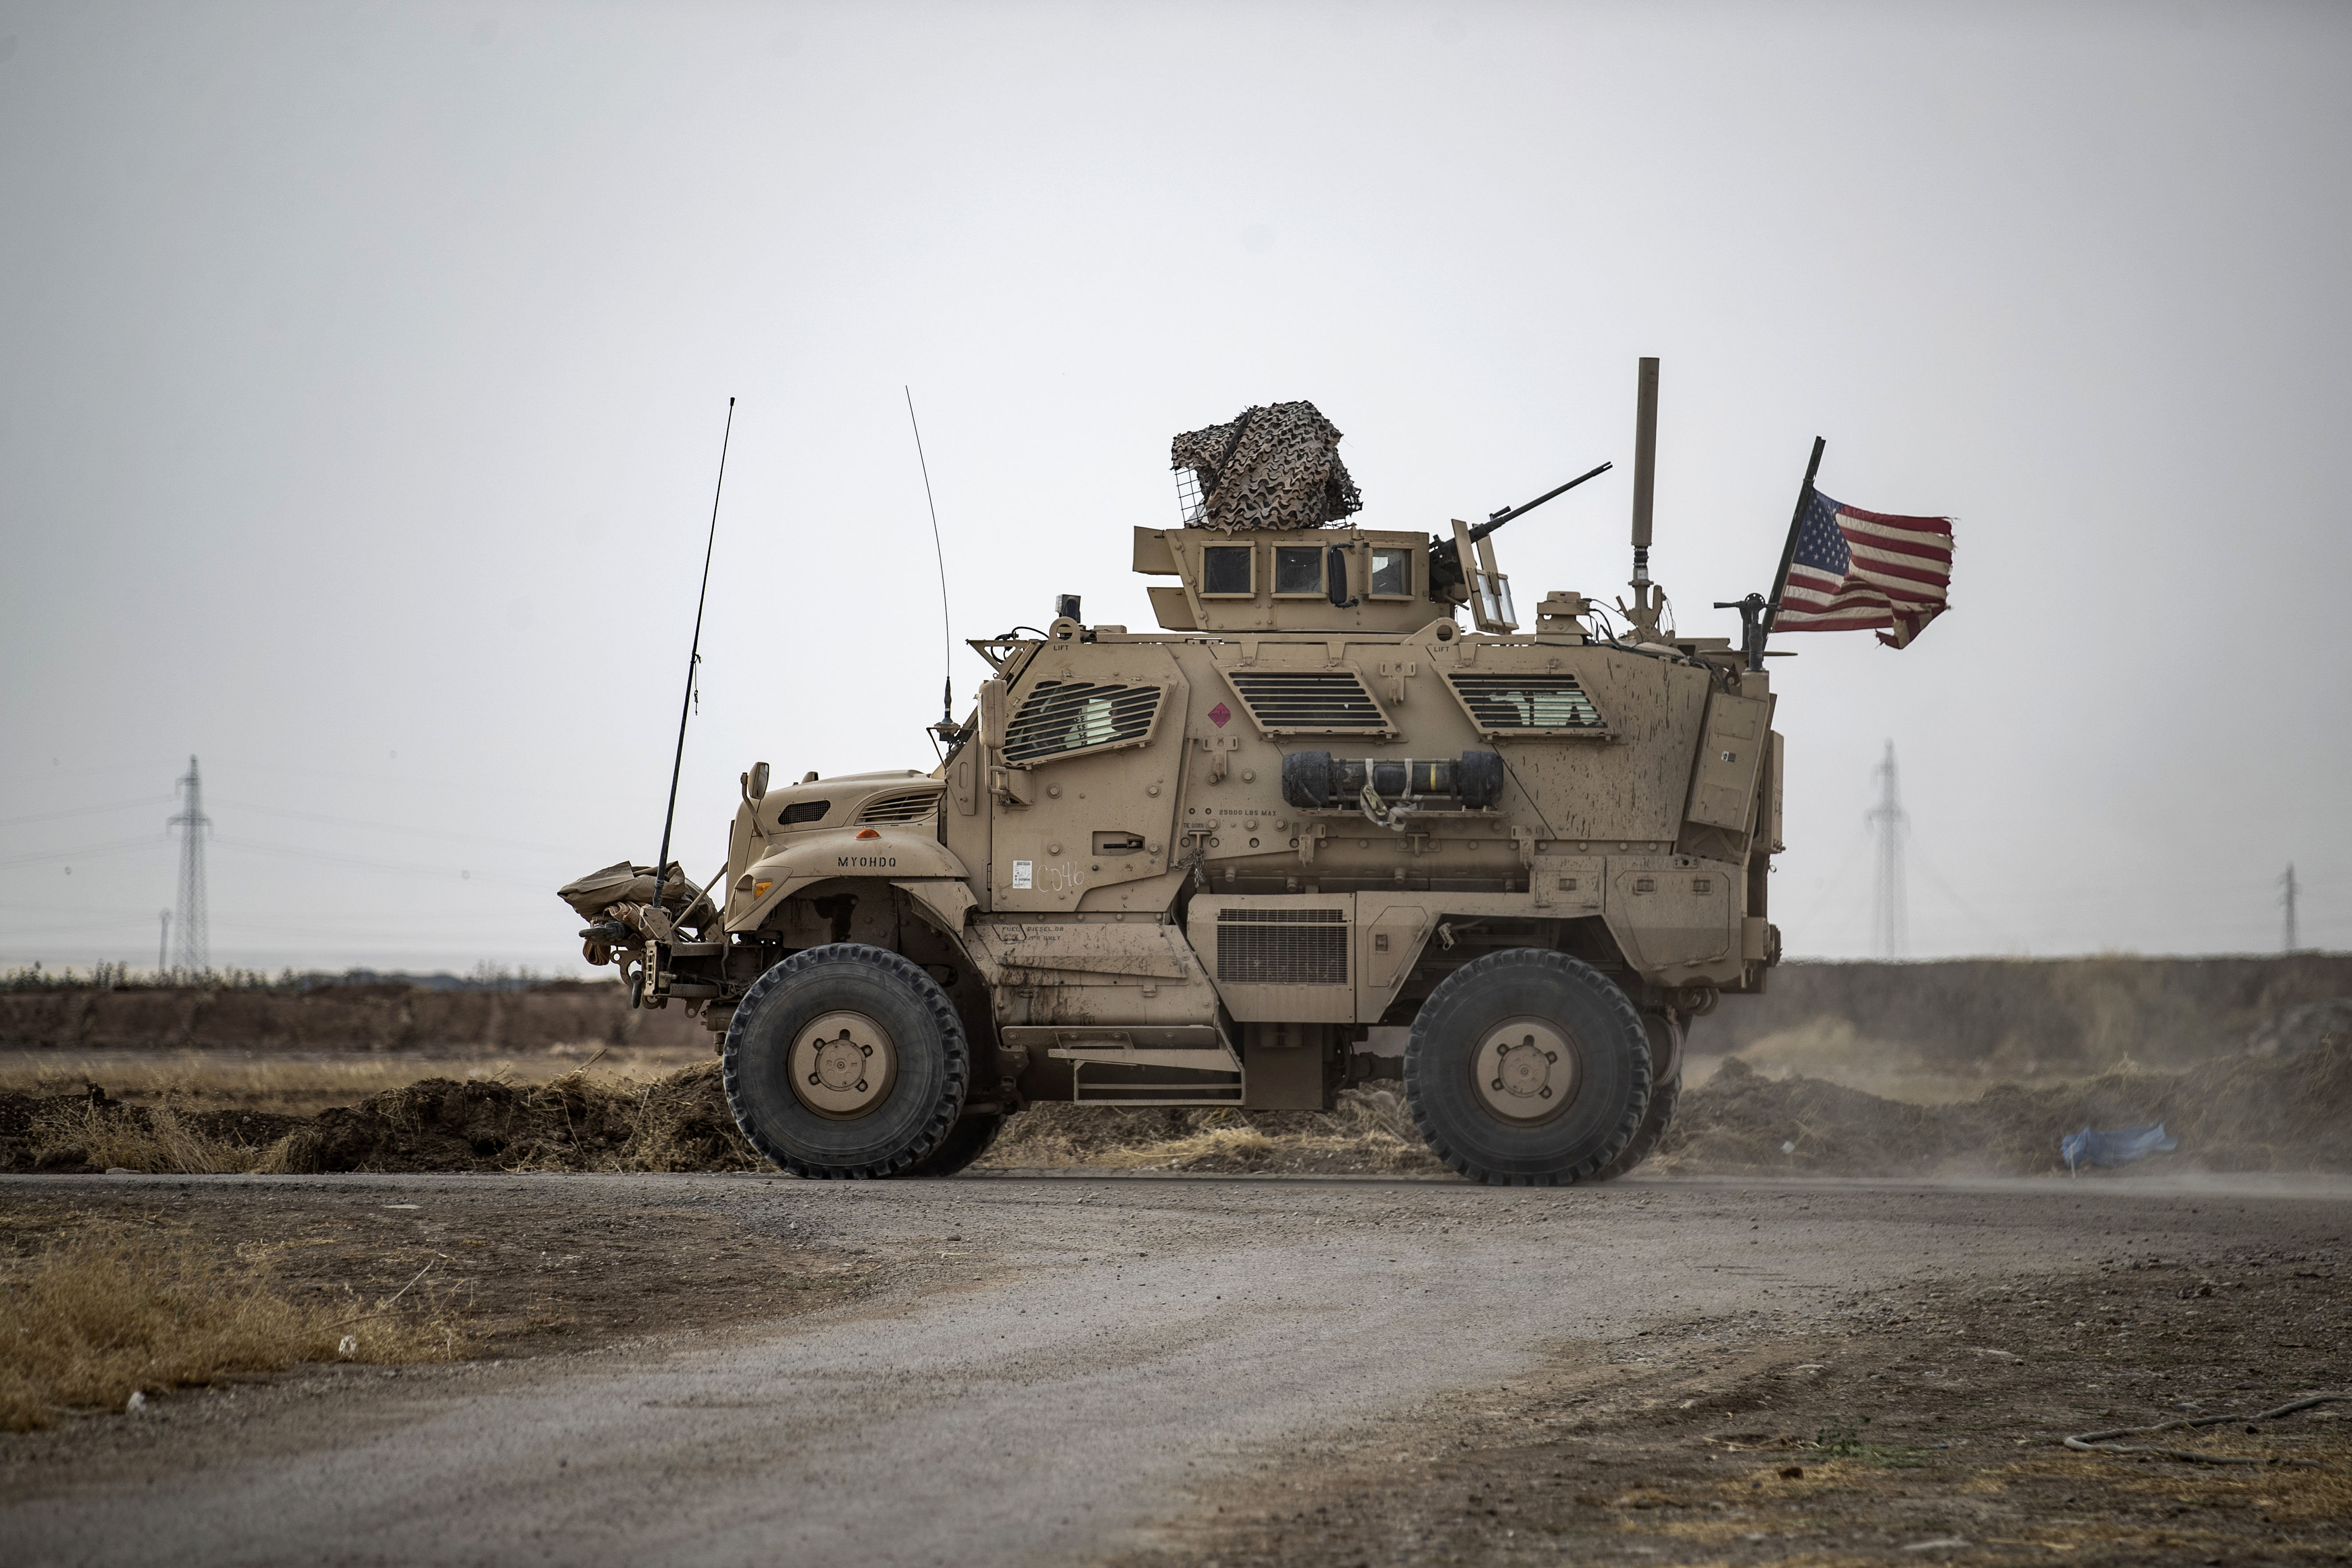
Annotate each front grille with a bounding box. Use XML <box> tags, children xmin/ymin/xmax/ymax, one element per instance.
<box><xmin>1003</xmin><ymin>681</ymin><xmax>1162</xmax><ymax>765</ymax></box>
<box><xmin>1445</xmin><ymin>672</ymin><xmax>1606</xmax><ymax>732</ymax></box>
<box><xmin>1216</xmin><ymin>907</ymin><xmax>1348</xmax><ymax>985</ymax></box>
<box><xmin>1224</xmin><ymin>670</ymin><xmax>1390</xmax><ymax>734</ymax></box>
<box><xmin>856</xmin><ymin>788</ymin><xmax>941</xmax><ymax>824</ymax></box>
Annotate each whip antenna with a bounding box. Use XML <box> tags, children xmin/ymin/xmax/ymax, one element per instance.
<box><xmin>649</xmin><ymin>397</ymin><xmax>736</xmax><ymax>926</ymax></box>
<box><xmin>903</xmin><ymin>386</ymin><xmax>957</xmax><ymax>746</ymax></box>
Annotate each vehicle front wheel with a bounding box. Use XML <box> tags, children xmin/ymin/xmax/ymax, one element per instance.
<box><xmin>1403</xmin><ymin>947</ymin><xmax>1651</xmax><ymax>1186</ymax></box>
<box><xmin>722</xmin><ymin>943</ymin><xmax>968</xmax><ymax>1179</ymax></box>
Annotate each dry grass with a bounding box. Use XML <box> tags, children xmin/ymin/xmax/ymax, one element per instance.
<box><xmin>5</xmin><ymin>1058</ymin><xmax>758</xmax><ymax>1175</ymax></box>
<box><xmin>983</xmin><ymin>1087</ymin><xmax>1443</xmax><ymax>1175</ymax></box>
<box><xmin>23</xmin><ymin>1099</ymin><xmax>264</xmax><ymax>1175</ymax></box>
<box><xmin>0</xmin><ymin>1224</ymin><xmax>465</xmax><ymax>1431</ymax></box>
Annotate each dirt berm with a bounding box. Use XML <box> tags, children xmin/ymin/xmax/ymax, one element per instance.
<box><xmin>10</xmin><ymin>956</ymin><xmax>2348</xmax><ymax>1064</ymax></box>
<box><xmin>0</xmin><ymin>1065</ymin><xmax>758</xmax><ymax>1176</ymax></box>
<box><xmin>4</xmin><ymin>1040</ymin><xmax>2348</xmax><ymax>1179</ymax></box>
<box><xmin>0</xmin><ymin>979</ymin><xmax>707</xmax><ymax>1053</ymax></box>
<box><xmin>1660</xmin><ymin>1041</ymin><xmax>2352</xmax><ymax>1175</ymax></box>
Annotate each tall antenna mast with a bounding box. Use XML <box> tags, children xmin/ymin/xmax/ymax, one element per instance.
<box><xmin>903</xmin><ymin>387</ymin><xmax>957</xmax><ymax>743</ymax></box>
<box><xmin>2282</xmin><ymin>863</ymin><xmax>2299</xmax><ymax>953</ymax></box>
<box><xmin>1623</xmin><ymin>356</ymin><xmax>1665</xmax><ymax>642</ymax></box>
<box><xmin>649</xmin><ymin>398</ymin><xmax>737</xmax><ymax>926</ymax></box>
<box><xmin>167</xmin><ymin>755</ymin><xmax>211</xmax><ymax>974</ymax></box>
<box><xmin>1867</xmin><ymin>741</ymin><xmax>1908</xmax><ymax>959</ymax></box>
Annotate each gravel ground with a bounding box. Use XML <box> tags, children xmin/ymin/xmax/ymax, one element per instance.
<box><xmin>2</xmin><ymin>1170</ymin><xmax>2346</xmax><ymax>1567</ymax></box>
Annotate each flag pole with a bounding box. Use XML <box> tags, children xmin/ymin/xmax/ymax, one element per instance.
<box><xmin>1760</xmin><ymin>436</ymin><xmax>1826</xmax><ymax>647</ymax></box>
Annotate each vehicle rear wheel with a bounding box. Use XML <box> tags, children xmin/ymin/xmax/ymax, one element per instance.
<box><xmin>901</xmin><ymin>1111</ymin><xmax>1004</xmax><ymax>1177</ymax></box>
<box><xmin>1592</xmin><ymin>1011</ymin><xmax>1683</xmax><ymax>1182</ymax></box>
<box><xmin>1403</xmin><ymin>947</ymin><xmax>1651</xmax><ymax>1186</ymax></box>
<box><xmin>722</xmin><ymin>943</ymin><xmax>968</xmax><ymax>1179</ymax></box>
<box><xmin>1590</xmin><ymin>1071</ymin><xmax>1681</xmax><ymax>1181</ymax></box>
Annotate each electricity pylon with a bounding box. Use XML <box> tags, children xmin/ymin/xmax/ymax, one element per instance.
<box><xmin>167</xmin><ymin>756</ymin><xmax>211</xmax><ymax>974</ymax></box>
<box><xmin>1868</xmin><ymin>740</ymin><xmax>1908</xmax><ymax>959</ymax></box>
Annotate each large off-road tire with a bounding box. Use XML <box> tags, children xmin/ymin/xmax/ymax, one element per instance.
<box><xmin>1590</xmin><ymin>1071</ymin><xmax>1681</xmax><ymax>1181</ymax></box>
<box><xmin>1592</xmin><ymin>1012</ymin><xmax>1684</xmax><ymax>1182</ymax></box>
<box><xmin>722</xmin><ymin>943</ymin><xmax>967</xmax><ymax>1179</ymax></box>
<box><xmin>1403</xmin><ymin>948</ymin><xmax>1652</xmax><ymax>1186</ymax></box>
<box><xmin>901</xmin><ymin>1112</ymin><xmax>1004</xmax><ymax>1177</ymax></box>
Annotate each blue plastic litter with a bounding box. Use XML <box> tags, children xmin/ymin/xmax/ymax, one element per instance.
<box><xmin>2061</xmin><ymin>1122</ymin><xmax>2178</xmax><ymax>1172</ymax></box>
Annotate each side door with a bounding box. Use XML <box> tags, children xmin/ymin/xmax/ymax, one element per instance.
<box><xmin>988</xmin><ymin>642</ymin><xmax>1189</xmax><ymax>912</ymax></box>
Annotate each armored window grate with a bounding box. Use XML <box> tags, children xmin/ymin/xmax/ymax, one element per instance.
<box><xmin>1224</xmin><ymin>669</ymin><xmax>1391</xmax><ymax>735</ymax></box>
<box><xmin>1002</xmin><ymin>680</ymin><xmax>1162</xmax><ymax>765</ymax></box>
<box><xmin>1216</xmin><ymin>907</ymin><xmax>1348</xmax><ymax>985</ymax></box>
<box><xmin>856</xmin><ymin>789</ymin><xmax>940</xmax><ymax>824</ymax></box>
<box><xmin>1445</xmin><ymin>672</ymin><xmax>1606</xmax><ymax>733</ymax></box>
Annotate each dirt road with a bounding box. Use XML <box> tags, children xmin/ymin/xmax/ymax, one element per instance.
<box><xmin>4</xmin><ymin>1171</ymin><xmax>2346</xmax><ymax>1566</ymax></box>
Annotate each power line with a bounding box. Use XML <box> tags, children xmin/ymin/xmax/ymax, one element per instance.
<box><xmin>212</xmin><ymin>798</ymin><xmax>578</xmax><ymax>856</ymax></box>
<box><xmin>0</xmin><ymin>794</ymin><xmax>175</xmax><ymax>831</ymax></box>
<box><xmin>208</xmin><ymin>834</ymin><xmax>564</xmax><ymax>892</ymax></box>
<box><xmin>0</xmin><ymin>834</ymin><xmax>170</xmax><ymax>871</ymax></box>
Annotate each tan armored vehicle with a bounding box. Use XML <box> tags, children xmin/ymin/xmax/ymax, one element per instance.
<box><xmin>562</xmin><ymin>362</ymin><xmax>1784</xmax><ymax>1183</ymax></box>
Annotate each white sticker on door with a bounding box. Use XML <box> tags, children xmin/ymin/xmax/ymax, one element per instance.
<box><xmin>1011</xmin><ymin>859</ymin><xmax>1033</xmax><ymax>889</ymax></box>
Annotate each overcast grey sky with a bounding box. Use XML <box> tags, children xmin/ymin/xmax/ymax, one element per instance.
<box><xmin>3</xmin><ymin>0</ymin><xmax>2347</xmax><ymax>973</ymax></box>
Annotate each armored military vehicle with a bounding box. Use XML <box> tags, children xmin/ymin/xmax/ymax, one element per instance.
<box><xmin>561</xmin><ymin>361</ymin><xmax>1784</xmax><ymax>1183</ymax></box>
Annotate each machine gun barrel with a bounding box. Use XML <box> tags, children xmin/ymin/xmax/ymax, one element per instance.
<box><xmin>1430</xmin><ymin>461</ymin><xmax>1612</xmax><ymax>579</ymax></box>
<box><xmin>1482</xmin><ymin>461</ymin><xmax>1613</xmax><ymax>538</ymax></box>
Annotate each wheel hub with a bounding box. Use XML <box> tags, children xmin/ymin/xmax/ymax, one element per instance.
<box><xmin>1472</xmin><ymin>1018</ymin><xmax>1577</xmax><ymax>1124</ymax></box>
<box><xmin>789</xmin><ymin>1010</ymin><xmax>897</xmax><ymax>1120</ymax></box>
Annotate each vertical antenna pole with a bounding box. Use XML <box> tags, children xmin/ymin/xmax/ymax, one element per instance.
<box><xmin>649</xmin><ymin>398</ymin><xmax>737</xmax><ymax>927</ymax></box>
<box><xmin>1630</xmin><ymin>356</ymin><xmax>1659</xmax><ymax>566</ymax></box>
<box><xmin>1626</xmin><ymin>357</ymin><xmax>1662</xmax><ymax>640</ymax></box>
<box><xmin>904</xmin><ymin>387</ymin><xmax>955</xmax><ymax>741</ymax></box>
<box><xmin>2283</xmin><ymin>863</ymin><xmax>2299</xmax><ymax>953</ymax></box>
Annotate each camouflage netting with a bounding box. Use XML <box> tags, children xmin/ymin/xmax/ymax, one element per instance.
<box><xmin>1171</xmin><ymin>401</ymin><xmax>1362</xmax><ymax>532</ymax></box>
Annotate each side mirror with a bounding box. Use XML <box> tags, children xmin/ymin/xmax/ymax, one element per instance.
<box><xmin>1326</xmin><ymin>545</ymin><xmax>1356</xmax><ymax>609</ymax></box>
<box><xmin>978</xmin><ymin>679</ymin><xmax>1008</xmax><ymax>753</ymax></box>
<box><xmin>744</xmin><ymin>761</ymin><xmax>770</xmax><ymax>803</ymax></box>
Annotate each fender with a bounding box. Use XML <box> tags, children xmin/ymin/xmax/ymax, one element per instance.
<box><xmin>727</xmin><ymin>825</ymin><xmax>970</xmax><ymax>935</ymax></box>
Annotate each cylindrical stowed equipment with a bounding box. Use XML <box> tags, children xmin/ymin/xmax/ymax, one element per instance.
<box><xmin>1281</xmin><ymin>750</ymin><xmax>1505</xmax><ymax>811</ymax></box>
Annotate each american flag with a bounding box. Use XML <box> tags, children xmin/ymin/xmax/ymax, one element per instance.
<box><xmin>1775</xmin><ymin>489</ymin><xmax>1954</xmax><ymax>648</ymax></box>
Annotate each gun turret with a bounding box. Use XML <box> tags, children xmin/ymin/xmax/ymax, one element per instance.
<box><xmin>1426</xmin><ymin>460</ymin><xmax>1612</xmax><ymax>602</ymax></box>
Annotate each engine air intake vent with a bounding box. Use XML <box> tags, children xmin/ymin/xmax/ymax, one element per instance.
<box><xmin>1445</xmin><ymin>672</ymin><xmax>1607</xmax><ymax>734</ymax></box>
<box><xmin>1223</xmin><ymin>669</ymin><xmax>1392</xmax><ymax>735</ymax></box>
<box><xmin>856</xmin><ymin>788</ymin><xmax>940</xmax><ymax>824</ymax></box>
<box><xmin>1003</xmin><ymin>680</ymin><xmax>1162</xmax><ymax>765</ymax></box>
<box><xmin>1216</xmin><ymin>906</ymin><xmax>1348</xmax><ymax>986</ymax></box>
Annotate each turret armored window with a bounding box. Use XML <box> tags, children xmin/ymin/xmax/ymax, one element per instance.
<box><xmin>1200</xmin><ymin>546</ymin><xmax>1255</xmax><ymax>597</ymax></box>
<box><xmin>1273</xmin><ymin>546</ymin><xmax>1325</xmax><ymax>596</ymax></box>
